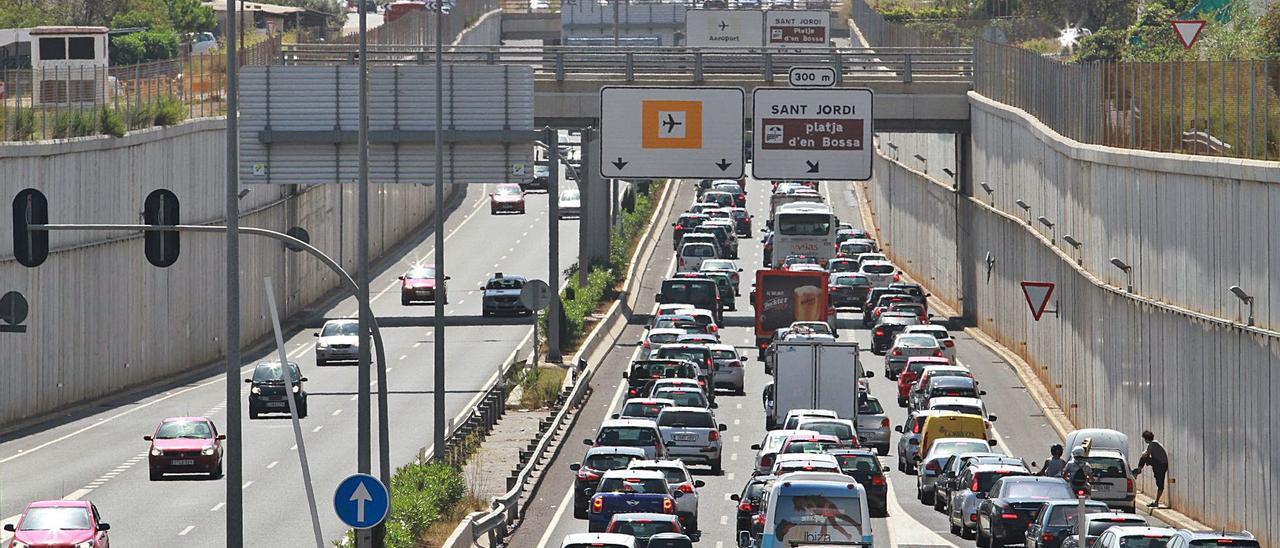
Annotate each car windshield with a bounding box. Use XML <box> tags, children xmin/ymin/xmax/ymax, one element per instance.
<box><xmin>612</xmin><ymin>519</ymin><xmax>678</xmax><ymax>538</ymax></box>
<box><xmin>862</xmin><ymin>263</ymin><xmax>896</xmax><ymax>274</ymax></box>
<box><xmin>597</xmin><ymin>477</ymin><xmax>668</xmax><ymax>494</ymax></box>
<box><xmin>1117</xmin><ymin>536</ymin><xmax>1172</xmax><ymax>548</ymax></box>
<box><xmin>322</xmin><ymin>322</ymin><xmax>358</xmax><ymax>337</ymax></box>
<box><xmin>654</xmin><ymin>348</ymin><xmax>708</xmax><ymax>365</ymax></box>
<box><xmin>777</xmin><ymin>214</ymin><xmax>832</xmax><ymax>236</ymax></box>
<box><xmin>495</xmin><ymin>185</ymin><xmax>521</xmax><ymax>196</ymax></box>
<box><xmin>19</xmin><ymin>507</ymin><xmax>91</xmax><ymax>530</ymax></box>
<box><xmin>1004</xmin><ymin>480</ymin><xmax>1074</xmax><ymax>500</ymax></box>
<box><xmin>773</xmin><ymin>494</ymin><xmax>864</xmax><ymax>539</ymax></box>
<box><xmin>655</xmin><ymin>391</ymin><xmax>707</xmax><ymax>408</ymax></box>
<box><xmin>702</xmin><ymin>260</ymin><xmax>734</xmax><ymax>270</ymax></box>
<box><xmin>1046</xmin><ymin>505</ymin><xmax>1108</xmax><ymax>526</ymax></box>
<box><xmin>560</xmin><ymin>189</ymin><xmax>580</xmax><ymax>201</ymax></box>
<box><xmin>662</xmin><ymin>281</ymin><xmax>717</xmax><ymax>303</ymax></box>
<box><xmin>841</xmin><ymin>243</ymin><xmax>873</xmax><ymax>254</ymax></box>
<box><xmin>648</xmin><ymin>333</ymin><xmax>681</xmax><ymax>345</ymax></box>
<box><xmin>834</xmin><ymin>454</ymin><xmax>881</xmax><ymax>473</ymax></box>
<box><xmin>1188</xmin><ymin>542</ymin><xmax>1259</xmax><ymax>548</ymax></box>
<box><xmin>252</xmin><ymin>363</ymin><xmax>302</xmax><ymax>382</ymax></box>
<box><xmin>1087</xmin><ymin>518</ymin><xmax>1146</xmax><ymax>535</ymax></box>
<box><xmin>155</xmin><ymin>420</ymin><xmax>213</xmax><ymax>439</ymax></box>
<box><xmin>487</xmin><ymin>278</ymin><xmax>524</xmax><ymax>290</ymax></box>
<box><xmin>830</xmin><ymin>261</ymin><xmax>857</xmax><ymax>272</ymax></box>
<box><xmin>897</xmin><ymin>335</ymin><xmax>937</xmax><ymax>347</ymax></box>
<box><xmin>564</xmin><ymin>544</ymin><xmax>629</xmax><ymax>548</ymax></box>
<box><xmin>931</xmin><ymin>441</ymin><xmax>993</xmax><ymax>460</ymax></box>
<box><xmin>683</xmin><ymin>244</ymin><xmax>716</xmax><ymax>257</ymax></box>
<box><xmin>974</xmin><ymin>471</ymin><xmax>1019</xmax><ymax>492</ymax></box>
<box><xmin>584</xmin><ymin>453</ymin><xmax>639</xmax><ymax>470</ymax></box>
<box><xmin>622</xmin><ymin>402</ymin><xmax>668</xmax><ymax>418</ymax></box>
<box><xmin>933</xmin><ymin>405</ymin><xmax>983</xmax><ymax>415</ymax></box>
<box><xmin>711</xmin><ymin>349</ymin><xmax>737</xmax><ymax>360</ymax></box>
<box><xmin>635</xmin><ymin>467</ymin><xmax>688</xmax><ymax>486</ymax></box>
<box><xmin>784</xmin><ymin>440</ymin><xmax>839</xmax><ymax>454</ymax></box>
<box><xmin>858</xmin><ymin>398</ymin><xmax>884</xmax><ymax>415</ymax></box>
<box><xmin>406</xmin><ymin>267</ymin><xmax>436</xmax><ymax>279</ymax></box>
<box><xmin>801</xmin><ymin>422</ymin><xmax>853</xmax><ymax>440</ymax></box>
<box><xmin>658</xmin><ymin>411</ymin><xmax>714</xmax><ymax>428</ymax></box>
<box><xmin>598</xmin><ymin>427</ymin><xmax>659</xmax><ymax>446</ymax></box>
<box><xmin>1081</xmin><ymin>456</ymin><xmax>1129</xmax><ymax>478</ymax></box>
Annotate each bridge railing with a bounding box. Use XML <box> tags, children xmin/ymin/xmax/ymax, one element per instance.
<box><xmin>279</xmin><ymin>44</ymin><xmax>973</xmax><ymax>84</ymax></box>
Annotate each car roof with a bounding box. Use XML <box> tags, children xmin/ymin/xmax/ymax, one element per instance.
<box><xmin>785</xmin><ymin>408</ymin><xmax>838</xmax><ymax>418</ymax></box>
<box><xmin>487</xmin><ymin>274</ymin><xmax>527</xmax><ymax>282</ymax></box>
<box><xmin>623</xmin><ymin>398</ymin><xmax>676</xmax><ymax>406</ymax></box>
<box><xmin>795</xmin><ymin>417</ymin><xmax>854</xmax><ymax>426</ymax></box>
<box><xmin>161</xmin><ymin>416</ymin><xmax>212</xmax><ymax>423</ymax></box>
<box><xmin>908</xmin><ymin>357</ymin><xmax>953</xmax><ymax>366</ymax></box>
<box><xmin>586</xmin><ymin>446</ymin><xmax>650</xmax><ymax>457</ymax></box>
<box><xmin>1103</xmin><ymin>526</ymin><xmax>1177</xmax><ymax>537</ymax></box>
<box><xmin>647</xmin><ymin>328</ymin><xmax>688</xmax><ymax>336</ymax></box>
<box><xmin>1175</xmin><ymin>530</ymin><xmax>1257</xmax><ymax>541</ymax></box>
<box><xmin>970</xmin><ymin>464</ymin><xmax>1030</xmax><ymax>473</ymax></box>
<box><xmin>929</xmin><ymin>397</ymin><xmax>984</xmax><ymax>406</ymax></box>
<box><xmin>659</xmin><ymin>406</ymin><xmax>712</xmax><ymax>415</ymax></box>
<box><xmin>323</xmin><ymin>318</ymin><xmax>358</xmax><ymax>325</ymax></box>
<box><xmin>600</xmin><ymin>469</ymin><xmax>666</xmax><ymax>480</ymax></box>
<box><xmin>600</xmin><ymin>419</ymin><xmax>661</xmax><ymax>429</ymax></box>
<box><xmin>27</xmin><ymin>500</ymin><xmax>91</xmax><ymax>509</ymax></box>
<box><xmin>629</xmin><ymin>459</ymin><xmax>690</xmax><ymax>471</ymax></box>
<box><xmin>561</xmin><ymin>533</ymin><xmax>638</xmax><ymax>544</ymax></box>
<box><xmin>773</xmin><ymin>453</ymin><xmax>840</xmax><ymax>465</ymax></box>
<box><xmin>825</xmin><ymin>448</ymin><xmax>879</xmax><ymax>457</ymax></box>
<box><xmin>905</xmin><ymin>324</ymin><xmax>949</xmax><ymax>333</ymax></box>
<box><xmin>774</xmin><ymin>471</ymin><xmax>858</xmax><ymax>486</ymax></box>
<box><xmin>706</xmin><ymin>343</ymin><xmax>735</xmax><ymax>351</ymax></box>
<box><xmin>609</xmin><ymin>512</ymin><xmax>680</xmax><ymax>521</ymax></box>
<box><xmin>658</xmin><ymin>343</ymin><xmax>711</xmax><ymax>351</ymax></box>
<box><xmin>931</xmin><ymin>376</ymin><xmax>977</xmax><ymax>386</ymax></box>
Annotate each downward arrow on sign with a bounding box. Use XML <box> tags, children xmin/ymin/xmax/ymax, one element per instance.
<box><xmin>350</xmin><ymin>481</ymin><xmax>373</xmax><ymax>522</ymax></box>
<box><xmin>612</xmin><ymin>157</ymin><xmax>628</xmax><ymax>170</ymax></box>
<box><xmin>806</xmin><ymin>160</ymin><xmax>820</xmax><ymax>173</ymax></box>
<box><xmin>715</xmin><ymin>159</ymin><xmax>733</xmax><ymax>172</ymax></box>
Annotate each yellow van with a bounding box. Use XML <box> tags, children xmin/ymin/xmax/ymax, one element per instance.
<box><xmin>918</xmin><ymin>412</ymin><xmax>990</xmax><ymax>458</ymax></box>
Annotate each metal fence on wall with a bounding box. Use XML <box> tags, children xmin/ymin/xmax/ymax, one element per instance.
<box><xmin>329</xmin><ymin>0</ymin><xmax>498</xmax><ymax>46</ymax></box>
<box><xmin>976</xmin><ymin>39</ymin><xmax>1280</xmax><ymax>161</ymax></box>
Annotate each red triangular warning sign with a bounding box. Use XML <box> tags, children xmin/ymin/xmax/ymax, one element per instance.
<box><xmin>1170</xmin><ymin>20</ymin><xmax>1206</xmax><ymax>49</ymax></box>
<box><xmin>1021</xmin><ymin>281</ymin><xmax>1055</xmax><ymax>321</ymax></box>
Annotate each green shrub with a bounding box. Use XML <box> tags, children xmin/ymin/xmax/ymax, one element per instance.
<box><xmin>153</xmin><ymin>95</ymin><xmax>187</xmax><ymax>126</ymax></box>
<box><xmin>126</xmin><ymin>103</ymin><xmax>157</xmax><ymax>129</ymax></box>
<box><xmin>6</xmin><ymin>108</ymin><xmax>35</xmax><ymax>140</ymax></box>
<box><xmin>1019</xmin><ymin>37</ymin><xmax>1062</xmax><ymax>56</ymax></box>
<box><xmin>99</xmin><ymin>106</ymin><xmax>125</xmax><ymax>137</ymax></box>
<box><xmin>337</xmin><ymin>461</ymin><xmax>465</xmax><ymax>548</ymax></box>
<box><xmin>519</xmin><ymin>366</ymin><xmax>567</xmax><ymax>409</ymax></box>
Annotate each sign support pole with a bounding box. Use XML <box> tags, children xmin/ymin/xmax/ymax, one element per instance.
<box><xmin>357</xmin><ymin>0</ymin><xmax>374</xmax><ymax>546</ymax></box>
<box><xmin>224</xmin><ymin>0</ymin><xmax>243</xmax><ymax>542</ymax></box>
<box><xmin>545</xmin><ymin>128</ymin><xmax>562</xmax><ymax>362</ymax></box>
<box><xmin>432</xmin><ymin>0</ymin><xmax>448</xmax><ymax>465</ymax></box>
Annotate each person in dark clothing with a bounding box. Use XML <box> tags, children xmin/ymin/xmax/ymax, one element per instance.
<box><xmin>1133</xmin><ymin>430</ymin><xmax>1169</xmax><ymax>508</ymax></box>
<box><xmin>1038</xmin><ymin>443</ymin><xmax>1066</xmax><ymax>478</ymax></box>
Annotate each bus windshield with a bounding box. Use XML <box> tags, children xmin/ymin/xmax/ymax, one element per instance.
<box><xmin>777</xmin><ymin>214</ymin><xmax>833</xmax><ymax>236</ymax></box>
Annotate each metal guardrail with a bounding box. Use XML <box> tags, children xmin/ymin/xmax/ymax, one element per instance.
<box><xmin>279</xmin><ymin>45</ymin><xmax>974</xmax><ymax>84</ymax></box>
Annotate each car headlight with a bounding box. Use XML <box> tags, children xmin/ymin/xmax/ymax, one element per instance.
<box><xmin>251</xmin><ymin>387</ymin><xmax>261</xmax><ymax>395</ymax></box>
<box><xmin>202</xmin><ymin>446</ymin><xmax>216</xmax><ymax>456</ymax></box>
<box><xmin>316</xmin><ymin>342</ymin><xmax>328</xmax><ymax>350</ymax></box>
<box><xmin>12</xmin><ymin>542</ymin><xmax>30</xmax><ymax>548</ymax></box>
<box><xmin>75</xmin><ymin>540</ymin><xmax>95</xmax><ymax>548</ymax></box>
<box><xmin>151</xmin><ymin>448</ymin><xmax>163</xmax><ymax>456</ymax></box>
<box><xmin>292</xmin><ymin>385</ymin><xmax>300</xmax><ymax>393</ymax></box>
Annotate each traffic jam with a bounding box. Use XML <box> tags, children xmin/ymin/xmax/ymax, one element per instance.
<box><xmin>555</xmin><ymin>174</ymin><xmax>1258</xmax><ymax>548</ymax></box>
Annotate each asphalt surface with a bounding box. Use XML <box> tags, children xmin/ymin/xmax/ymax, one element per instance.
<box><xmin>0</xmin><ymin>182</ymin><xmax>578</xmax><ymax>546</ymax></box>
<box><xmin>509</xmin><ymin>171</ymin><xmax>1166</xmax><ymax>548</ymax></box>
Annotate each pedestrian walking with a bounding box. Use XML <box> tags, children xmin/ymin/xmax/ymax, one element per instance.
<box><xmin>1133</xmin><ymin>430</ymin><xmax>1169</xmax><ymax>508</ymax></box>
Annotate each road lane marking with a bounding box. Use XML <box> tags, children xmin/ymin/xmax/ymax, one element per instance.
<box><xmin>312</xmin><ymin>425</ymin><xmax>324</xmax><ymax>433</ymax></box>
<box><xmin>720</xmin><ymin>515</ymin><xmax>728</xmax><ymax>525</ymax></box>
<box><xmin>63</xmin><ymin>488</ymin><xmax>93</xmax><ymax>501</ymax></box>
<box><xmin>534</xmin><ymin>482</ymin><xmax>575</xmax><ymax>548</ymax></box>
<box><xmin>332</xmin><ymin>409</ymin><xmax>343</xmax><ymax>416</ymax></box>
<box><xmin>883</xmin><ymin>475</ymin><xmax>958</xmax><ymax>547</ymax></box>
<box><xmin>243</xmin><ymin>481</ymin><xmax>254</xmax><ymax>489</ymax></box>
<box><xmin>399</xmin><ymin>355</ymin><xmax>407</xmax><ymax>360</ymax></box>
<box><xmin>211</xmin><ymin>502</ymin><xmax>225</xmax><ymax>512</ymax></box>
<box><xmin>267</xmin><ymin>461</ymin><xmax>279</xmax><ymax>469</ymax></box>
<box><xmin>179</xmin><ymin>525</ymin><xmax>195</xmax><ymax>536</ymax></box>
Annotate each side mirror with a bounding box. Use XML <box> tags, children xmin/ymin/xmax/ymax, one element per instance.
<box><xmin>738</xmin><ymin>268</ymin><xmax>744</xmax><ymax>272</ymax></box>
<box><xmin>445</xmin><ymin>276</ymin><xmax>452</xmax><ymax>280</ymax></box>
<box><xmin>397</xmin><ymin>276</ymin><xmax>405</xmax><ymax>280</ymax></box>
<box><xmin>718</xmin><ymin>424</ymin><xmax>728</xmax><ymax>432</ymax></box>
<box><xmin>143</xmin><ymin>435</ymin><xmax>153</xmax><ymax>441</ymax></box>
<box><xmin>672</xmin><ymin>490</ymin><xmax>684</xmax><ymax>499</ymax></box>
<box><xmin>864</xmin><ymin>371</ymin><xmax>875</xmax><ymax>378</ymax></box>
<box><xmin>622</xmin><ymin>371</ymin><xmax>629</xmax><ymax>379</ymax></box>
<box><xmin>988</xmin><ymin>414</ymin><xmax>998</xmax><ymax>422</ymax></box>
<box><xmin>2</xmin><ymin>524</ymin><xmax>13</xmax><ymax>532</ymax></box>
<box><xmin>1031</xmin><ymin>461</ymin><xmax>1039</xmax><ymax>468</ymax></box>
<box><xmin>979</xmin><ymin>390</ymin><xmax>988</xmax><ymax>396</ymax></box>
<box><xmin>610</xmin><ymin>413</ymin><xmax>620</xmax><ymax>419</ymax></box>
<box><xmin>569</xmin><ymin>463</ymin><xmax>581</xmax><ymax>471</ymax></box>
<box><xmin>583</xmin><ymin>438</ymin><xmax>594</xmax><ymax>446</ymax></box>
<box><xmin>883</xmin><ymin>466</ymin><xmax>891</xmax><ymax>472</ymax></box>
<box><xmin>750</xmin><ymin>443</ymin><xmax>762</xmax><ymax>450</ymax></box>
<box><xmin>694</xmin><ymin>480</ymin><xmax>706</xmax><ymax>488</ymax></box>
<box><xmin>98</xmin><ymin>523</ymin><xmax>110</xmax><ymax>531</ymax></box>
<box><xmin>988</xmin><ymin>439</ymin><xmax>998</xmax><ymax>447</ymax></box>
<box><xmin>479</xmin><ymin>286</ymin><xmax>486</xmax><ymax>291</ymax></box>
<box><xmin>894</xmin><ymin>426</ymin><xmax>903</xmax><ymax>433</ymax></box>
<box><xmin>729</xmin><ymin>493</ymin><xmax>740</xmax><ymax>501</ymax></box>
<box><xmin>244</xmin><ymin>378</ymin><xmax>253</xmax><ymax>384</ymax></box>
<box><xmin>299</xmin><ymin>377</ymin><xmax>309</xmax><ymax>382</ymax></box>
<box><xmin>217</xmin><ymin>434</ymin><xmax>227</xmax><ymax>440</ymax></box>
<box><xmin>655</xmin><ymin>294</ymin><xmax>666</xmax><ymax>303</ymax></box>
<box><xmin>710</xmin><ymin>402</ymin><xmax>719</xmax><ymax>409</ymax></box>
<box><xmin>313</xmin><ymin>332</ymin><xmax>319</xmax><ymax>337</ymax></box>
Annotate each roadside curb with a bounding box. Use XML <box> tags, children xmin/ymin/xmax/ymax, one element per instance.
<box><xmin>852</xmin><ymin>171</ymin><xmax>1208</xmax><ymax>531</ymax></box>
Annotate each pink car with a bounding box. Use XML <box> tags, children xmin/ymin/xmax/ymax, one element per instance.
<box><xmin>4</xmin><ymin>500</ymin><xmax>110</xmax><ymax>547</ymax></box>
<box><xmin>145</xmin><ymin>416</ymin><xmax>225</xmax><ymax>480</ymax></box>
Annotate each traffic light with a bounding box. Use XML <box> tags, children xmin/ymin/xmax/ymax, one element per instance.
<box><xmin>12</xmin><ymin>188</ymin><xmax>48</xmax><ymax>268</ymax></box>
<box><xmin>143</xmin><ymin>189</ymin><xmax>180</xmax><ymax>268</ymax></box>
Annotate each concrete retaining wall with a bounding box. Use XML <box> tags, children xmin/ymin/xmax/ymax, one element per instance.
<box><xmin>0</xmin><ymin>119</ymin><xmax>463</xmax><ymax>430</ymax></box>
<box><xmin>863</xmin><ymin>95</ymin><xmax>1280</xmax><ymax>542</ymax></box>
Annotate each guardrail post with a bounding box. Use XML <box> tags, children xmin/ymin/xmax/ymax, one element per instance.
<box><xmin>694</xmin><ymin>51</ymin><xmax>704</xmax><ymax>83</ymax></box>
<box><xmin>487</xmin><ymin>49</ymin><xmax>497</xmax><ymax>64</ymax></box>
<box><xmin>764</xmin><ymin>52</ymin><xmax>774</xmax><ymax>83</ymax></box>
<box><xmin>555</xmin><ymin>51</ymin><xmax>565</xmax><ymax>81</ymax></box>
<box><xmin>626</xmin><ymin>52</ymin><xmax>635</xmax><ymax>82</ymax></box>
<box><xmin>833</xmin><ymin>53</ymin><xmax>844</xmax><ymax>85</ymax></box>
<box><xmin>903</xmin><ymin>53</ymin><xmax>913</xmax><ymax>83</ymax></box>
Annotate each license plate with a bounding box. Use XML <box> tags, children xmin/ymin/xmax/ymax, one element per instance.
<box><xmin>267</xmin><ymin>402</ymin><xmax>287</xmax><ymax>407</ymax></box>
<box><xmin>171</xmin><ymin>459</ymin><xmax>195</xmax><ymax>466</ymax></box>
<box><xmin>673</xmin><ymin>433</ymin><xmax>697</xmax><ymax>442</ymax></box>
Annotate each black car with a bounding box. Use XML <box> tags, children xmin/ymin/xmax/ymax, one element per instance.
<box><xmin>829</xmin><ymin>273</ymin><xmax>871</xmax><ymax>308</ymax></box>
<box><xmin>863</xmin><ymin>291</ymin><xmax>914</xmax><ymax>326</ymax></box>
<box><xmin>521</xmin><ymin>163</ymin><xmax>549</xmax><ymax>192</ymax></box>
<box><xmin>977</xmin><ymin>477</ymin><xmax>1077</xmax><ymax>548</ymax></box>
<box><xmin>246</xmin><ymin>361</ymin><xmax>308</xmax><ymax>419</ymax></box>
<box><xmin>729</xmin><ymin>208</ymin><xmax>752</xmax><ymax>236</ymax></box>
<box><xmin>568</xmin><ymin>447</ymin><xmax>648</xmax><ymax>519</ymax></box>
<box><xmin>871</xmin><ymin>316</ymin><xmax>919</xmax><ymax>355</ymax></box>
<box><xmin>625</xmin><ymin>359</ymin><xmax>698</xmax><ymax>398</ymax></box>
<box><xmin>935</xmin><ymin>455</ymin><xmax>1028</xmax><ymax>515</ymax></box>
<box><xmin>699</xmin><ymin>223</ymin><xmax>738</xmax><ymax>259</ymax></box>
<box><xmin>914</xmin><ymin>376</ymin><xmax>984</xmax><ymax>412</ymax></box>
<box><xmin>729</xmin><ymin>475</ymin><xmax>773</xmax><ymax>539</ymax></box>
<box><xmin>829</xmin><ymin>449</ymin><xmax>889</xmax><ymax>516</ymax></box>
<box><xmin>480</xmin><ymin>273</ymin><xmax>530</xmax><ymax>316</ymax></box>
<box><xmin>656</xmin><ymin>278</ymin><xmax>722</xmax><ymax>324</ymax></box>
<box><xmin>887</xmin><ymin>282</ymin><xmax>928</xmax><ymax>303</ymax></box>
<box><xmin>1023</xmin><ymin>499</ymin><xmax>1113</xmax><ymax>548</ymax></box>
<box><xmin>672</xmin><ymin>213</ymin><xmax>708</xmax><ymax>249</ymax></box>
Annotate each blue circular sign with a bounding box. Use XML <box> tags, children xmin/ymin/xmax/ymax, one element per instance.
<box><xmin>333</xmin><ymin>473</ymin><xmax>389</xmax><ymax>529</ymax></box>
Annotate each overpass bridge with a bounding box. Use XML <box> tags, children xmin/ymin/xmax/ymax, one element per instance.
<box><xmin>279</xmin><ymin>45</ymin><xmax>972</xmax><ymax>132</ymax></box>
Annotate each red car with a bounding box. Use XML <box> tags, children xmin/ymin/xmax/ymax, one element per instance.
<box><xmin>145</xmin><ymin>417</ymin><xmax>225</xmax><ymax>480</ymax></box>
<box><xmin>5</xmin><ymin>500</ymin><xmax>111</xmax><ymax>547</ymax></box>
<box><xmin>400</xmin><ymin>266</ymin><xmax>448</xmax><ymax>305</ymax></box>
<box><xmin>896</xmin><ymin>357</ymin><xmax>952</xmax><ymax>406</ymax></box>
<box><xmin>489</xmin><ymin>183</ymin><xmax>526</xmax><ymax>214</ymax></box>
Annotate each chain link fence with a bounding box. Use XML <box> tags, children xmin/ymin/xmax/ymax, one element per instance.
<box><xmin>975</xmin><ymin>40</ymin><xmax>1280</xmax><ymax>161</ymax></box>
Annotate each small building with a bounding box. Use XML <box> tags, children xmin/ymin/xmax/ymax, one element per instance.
<box><xmin>0</xmin><ymin>28</ymin><xmax>32</xmax><ymax>69</ymax></box>
<box><xmin>30</xmin><ymin>26</ymin><xmax>110</xmax><ymax>105</ymax></box>
<box><xmin>203</xmin><ymin>0</ymin><xmax>307</xmax><ymax>37</ymax></box>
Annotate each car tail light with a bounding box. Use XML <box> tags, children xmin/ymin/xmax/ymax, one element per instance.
<box><xmin>730</xmin><ymin>361</ymin><xmax>742</xmax><ymax>368</ymax></box>
<box><xmin>970</xmin><ymin>513</ymin><xmax>978</xmax><ymax>522</ymax></box>
<box><xmin>578</xmin><ymin>470</ymin><xmax>601</xmax><ymax>482</ymax></box>
<box><xmin>592</xmin><ymin>496</ymin><xmax>603</xmax><ymax>513</ymax></box>
<box><xmin>753</xmin><ymin>513</ymin><xmax>765</xmax><ymax>526</ymax></box>
<box><xmin>945</xmin><ymin>339</ymin><xmax>955</xmax><ymax>348</ymax></box>
<box><xmin>912</xmin><ymin>420</ymin><xmax>922</xmax><ymax>434</ymax></box>
<box><xmin>1127</xmin><ymin>478</ymin><xmax>1134</xmax><ymax>491</ymax></box>
<box><xmin>698</xmin><ymin>379</ymin><xmax>706</xmax><ymax>387</ymax></box>
<box><xmin>925</xmin><ymin>460</ymin><xmax>941</xmax><ymax>473</ymax></box>
<box><xmin>933</xmin><ymin>350</ymin><xmax>944</xmax><ymax>357</ymax></box>
<box><xmin>709</xmin><ymin>430</ymin><xmax>720</xmax><ymax>442</ymax></box>
<box><xmin>1043</xmin><ymin>534</ymin><xmax>1055</xmax><ymax>542</ymax></box>
<box><xmin>971</xmin><ymin>477</ymin><xmax>980</xmax><ymax>491</ymax></box>
<box><xmin>674</xmin><ymin>225</ymin><xmax>684</xmax><ymax>230</ymax></box>
<box><xmin>758</xmin><ymin>342</ymin><xmax>769</xmax><ymax>350</ymax></box>
<box><xmin>708</xmin><ymin>325</ymin><xmax>717</xmax><ymax>333</ymax></box>
<box><xmin>871</xmin><ymin>475</ymin><xmax>886</xmax><ymax>486</ymax></box>
<box><xmin>662</xmin><ymin>497</ymin><xmax>674</xmax><ymax>513</ymax></box>
<box><xmin>999</xmin><ymin>512</ymin><xmax>1019</xmax><ymax>520</ymax></box>
<box><xmin>874</xmin><ymin>329</ymin><xmax>885</xmax><ymax>337</ymax></box>
<box><xmin>629</xmin><ymin>388</ymin><xmax>638</xmax><ymax>396</ymax></box>
<box><xmin>678</xmin><ymin>483</ymin><xmax>694</xmax><ymax>493</ymax></box>
<box><xmin>893</xmin><ymin>273</ymin><xmax>901</xmax><ymax>282</ymax></box>
<box><xmin>891</xmin><ymin>349</ymin><xmax>902</xmax><ymax>356</ymax></box>
<box><xmin>738</xmin><ymin>501</ymin><xmax>753</xmax><ymax>512</ymax></box>
<box><xmin>761</xmin><ymin>454</ymin><xmax>775</xmax><ymax>468</ymax></box>
<box><xmin>643</xmin><ymin>340</ymin><xmax>651</xmax><ymax>349</ymax></box>
<box><xmin>881</xmin><ymin>418</ymin><xmax>890</xmax><ymax>428</ymax></box>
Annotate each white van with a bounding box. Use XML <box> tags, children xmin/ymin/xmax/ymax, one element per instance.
<box><xmin>678</xmin><ymin>242</ymin><xmax>719</xmax><ymax>272</ymax></box>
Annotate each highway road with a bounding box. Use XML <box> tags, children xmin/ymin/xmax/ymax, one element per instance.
<box><xmin>510</xmin><ymin>171</ymin><xmax>1167</xmax><ymax>547</ymax></box>
<box><xmin>0</xmin><ymin>182</ymin><xmax>578</xmax><ymax>546</ymax></box>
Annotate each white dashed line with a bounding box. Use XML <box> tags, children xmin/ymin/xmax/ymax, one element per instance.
<box><xmin>211</xmin><ymin>502</ymin><xmax>225</xmax><ymax>512</ymax></box>
<box><xmin>332</xmin><ymin>409</ymin><xmax>343</xmax><ymax>416</ymax></box>
<box><xmin>266</xmin><ymin>461</ymin><xmax>279</xmax><ymax>469</ymax></box>
<box><xmin>242</xmin><ymin>481</ymin><xmax>254</xmax><ymax>489</ymax></box>
<box><xmin>179</xmin><ymin>525</ymin><xmax>195</xmax><ymax>536</ymax></box>
<box><xmin>312</xmin><ymin>426</ymin><xmax>323</xmax><ymax>433</ymax></box>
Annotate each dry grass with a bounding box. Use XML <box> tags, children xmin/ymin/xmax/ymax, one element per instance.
<box><xmin>420</xmin><ymin>494</ymin><xmax>489</xmax><ymax>547</ymax></box>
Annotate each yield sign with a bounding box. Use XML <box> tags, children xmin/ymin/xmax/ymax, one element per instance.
<box><xmin>1021</xmin><ymin>281</ymin><xmax>1056</xmax><ymax>321</ymax></box>
<box><xmin>1169</xmin><ymin>20</ymin><xmax>1206</xmax><ymax>49</ymax></box>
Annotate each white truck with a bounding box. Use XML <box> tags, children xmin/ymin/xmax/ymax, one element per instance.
<box><xmin>766</xmin><ymin>340</ymin><xmax>869</xmax><ymax>429</ymax></box>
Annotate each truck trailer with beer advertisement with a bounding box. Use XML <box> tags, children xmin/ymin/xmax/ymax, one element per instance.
<box><xmin>751</xmin><ymin>269</ymin><xmax>835</xmax><ymax>358</ymax></box>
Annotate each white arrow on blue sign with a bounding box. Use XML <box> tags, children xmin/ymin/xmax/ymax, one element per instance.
<box><xmin>334</xmin><ymin>473</ymin><xmax>390</xmax><ymax>529</ymax></box>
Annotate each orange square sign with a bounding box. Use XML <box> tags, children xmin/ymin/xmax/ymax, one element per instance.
<box><xmin>641</xmin><ymin>100</ymin><xmax>703</xmax><ymax>149</ymax></box>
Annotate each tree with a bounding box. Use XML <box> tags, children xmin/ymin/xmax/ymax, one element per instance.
<box><xmin>111</xmin><ymin>9</ymin><xmax>161</xmax><ymax>30</ymax></box>
<box><xmin>1260</xmin><ymin>3</ymin><xmax>1280</xmax><ymax>59</ymax></box>
<box><xmin>1017</xmin><ymin>0</ymin><xmax>1137</xmax><ymax>33</ymax></box>
<box><xmin>109</xmin><ymin>29</ymin><xmax>179</xmax><ymax>64</ymax></box>
<box><xmin>166</xmin><ymin>0</ymin><xmax>215</xmax><ymax>33</ymax></box>
<box><xmin>0</xmin><ymin>0</ymin><xmax>64</xmax><ymax>27</ymax></box>
<box><xmin>1074</xmin><ymin>27</ymin><xmax>1125</xmax><ymax>62</ymax></box>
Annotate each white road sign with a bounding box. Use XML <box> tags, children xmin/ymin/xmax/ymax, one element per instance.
<box><xmin>788</xmin><ymin>66</ymin><xmax>837</xmax><ymax>87</ymax></box>
<box><xmin>752</xmin><ymin>88</ymin><xmax>873</xmax><ymax>181</ymax></box>
<box><xmin>686</xmin><ymin>9</ymin><xmax>764</xmax><ymax>48</ymax></box>
<box><xmin>600</xmin><ymin>86</ymin><xmax>746</xmax><ymax>179</ymax></box>
<box><xmin>765</xmin><ymin>10</ymin><xmax>830</xmax><ymax>48</ymax></box>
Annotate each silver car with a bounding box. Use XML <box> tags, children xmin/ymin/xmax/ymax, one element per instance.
<box><xmin>656</xmin><ymin>407</ymin><xmax>726</xmax><ymax>474</ymax></box>
<box><xmin>707</xmin><ymin>343</ymin><xmax>744</xmax><ymax>395</ymax></box>
<box><xmin>314</xmin><ymin>319</ymin><xmax>359</xmax><ymax>365</ymax></box>
<box><xmin>915</xmin><ymin>440</ymin><xmax>1001</xmax><ymax>505</ymax></box>
<box><xmin>885</xmin><ymin>333</ymin><xmax>943</xmax><ymax>378</ymax></box>
<box><xmin>750</xmin><ymin>429</ymin><xmax>818</xmax><ymax>475</ymax></box>
<box><xmin>628</xmin><ymin>459</ymin><xmax>705</xmax><ymax>534</ymax></box>
<box><xmin>895</xmin><ymin>410</ymin><xmax>948</xmax><ymax>473</ymax></box>
<box><xmin>948</xmin><ymin>464</ymin><xmax>1032</xmax><ymax>539</ymax></box>
<box><xmin>794</xmin><ymin>417</ymin><xmax>856</xmax><ymax>448</ymax></box>
<box><xmin>855</xmin><ymin>395</ymin><xmax>891</xmax><ymax>456</ymax></box>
